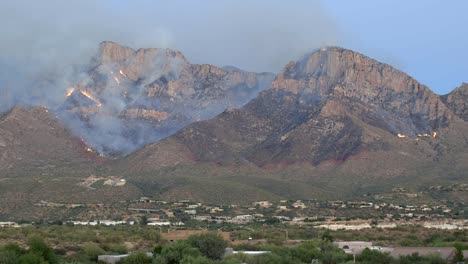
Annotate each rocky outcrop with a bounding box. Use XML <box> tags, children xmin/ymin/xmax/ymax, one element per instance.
<box><xmin>441</xmin><ymin>83</ymin><xmax>468</xmax><ymax>121</ymax></box>
<box><xmin>132</xmin><ymin>47</ymin><xmax>466</xmax><ymax>167</ymax></box>
<box><xmin>59</xmin><ymin>41</ymin><xmax>275</xmax><ymax>156</ymax></box>
<box><xmin>273</xmin><ymin>47</ymin><xmax>454</xmax><ymax>134</ymax></box>
<box><xmin>120</xmin><ymin>109</ymin><xmax>170</xmax><ymax>122</ymax></box>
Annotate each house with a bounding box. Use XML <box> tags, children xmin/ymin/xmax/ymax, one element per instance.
<box><xmin>253</xmin><ymin>201</ymin><xmax>273</xmax><ymax>208</ymax></box>
<box><xmin>292</xmin><ymin>200</ymin><xmax>307</xmax><ymax>209</ymax></box>
<box><xmin>224</xmin><ymin>248</ymin><xmax>270</xmax><ymax>256</ymax></box>
<box><xmin>164</xmin><ymin>210</ymin><xmax>174</xmax><ymax>218</ymax></box>
<box><xmin>334</xmin><ymin>241</ymin><xmax>373</xmax><ymax>254</ymax></box>
<box><xmin>0</xmin><ymin>221</ymin><xmax>19</xmax><ymax>227</ymax></box>
<box><xmin>98</xmin><ymin>253</ymin><xmax>153</xmax><ymax>264</ymax></box>
<box><xmin>390</xmin><ymin>247</ymin><xmax>455</xmax><ymax>261</ymax></box>
<box><xmin>210</xmin><ymin>207</ymin><xmax>224</xmax><ymax>213</ymax></box>
<box><xmin>98</xmin><ymin>220</ymin><xmax>128</xmax><ymax>226</ymax></box>
<box><xmin>277</xmin><ymin>205</ymin><xmax>288</xmax><ymax>211</ymax></box>
<box><xmin>147</xmin><ymin>221</ymin><xmax>171</xmax><ymax>226</ymax></box>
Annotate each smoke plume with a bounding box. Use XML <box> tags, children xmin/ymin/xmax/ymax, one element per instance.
<box><xmin>0</xmin><ymin>0</ymin><xmax>338</xmax><ymax>155</ymax></box>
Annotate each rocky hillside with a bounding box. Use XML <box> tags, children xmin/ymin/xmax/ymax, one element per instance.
<box><xmin>441</xmin><ymin>83</ymin><xmax>468</xmax><ymax>121</ymax></box>
<box><xmin>119</xmin><ymin>47</ymin><xmax>467</xmax><ymax>203</ymax></box>
<box><xmin>0</xmin><ymin>46</ymin><xmax>466</xmax><ymax>211</ymax></box>
<box><xmin>0</xmin><ymin>106</ymin><xmax>99</xmax><ymax>176</ymax></box>
<box><xmin>59</xmin><ymin>41</ymin><xmax>274</xmax><ymax>156</ymax></box>
<box><xmin>128</xmin><ymin>47</ymin><xmax>464</xmax><ymax>166</ymax></box>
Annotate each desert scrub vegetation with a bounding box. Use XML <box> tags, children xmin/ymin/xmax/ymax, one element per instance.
<box><xmin>0</xmin><ymin>225</ymin><xmax>466</xmax><ymax>263</ymax></box>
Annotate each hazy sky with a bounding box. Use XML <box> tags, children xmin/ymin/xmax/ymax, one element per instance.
<box><xmin>0</xmin><ymin>0</ymin><xmax>466</xmax><ymax>96</ymax></box>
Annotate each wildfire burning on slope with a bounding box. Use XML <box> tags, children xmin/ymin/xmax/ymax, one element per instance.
<box><xmin>66</xmin><ymin>87</ymin><xmax>75</xmax><ymax>97</ymax></box>
<box><xmin>397</xmin><ymin>132</ymin><xmax>438</xmax><ymax>140</ymax></box>
<box><xmin>110</xmin><ymin>71</ymin><xmax>120</xmax><ymax>84</ymax></box>
<box><xmin>119</xmin><ymin>69</ymin><xmax>128</xmax><ymax>79</ymax></box>
<box><xmin>79</xmin><ymin>90</ymin><xmax>102</xmax><ymax>107</ymax></box>
<box><xmin>65</xmin><ymin>87</ymin><xmax>102</xmax><ymax>107</ymax></box>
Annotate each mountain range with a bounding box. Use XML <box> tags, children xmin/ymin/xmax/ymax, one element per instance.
<box><xmin>0</xmin><ymin>43</ymin><xmax>466</xmax><ymax>220</ymax></box>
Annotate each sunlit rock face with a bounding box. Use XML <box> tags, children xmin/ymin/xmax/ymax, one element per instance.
<box><xmin>441</xmin><ymin>83</ymin><xmax>468</xmax><ymax>121</ymax></box>
<box><xmin>57</xmin><ymin>41</ymin><xmax>275</xmax><ymax>156</ymax></box>
<box><xmin>128</xmin><ymin>47</ymin><xmax>467</xmax><ymax>169</ymax></box>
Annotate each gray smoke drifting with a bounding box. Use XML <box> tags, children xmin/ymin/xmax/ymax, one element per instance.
<box><xmin>0</xmin><ymin>0</ymin><xmax>338</xmax><ymax>155</ymax></box>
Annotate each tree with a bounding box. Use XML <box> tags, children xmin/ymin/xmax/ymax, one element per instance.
<box><xmin>81</xmin><ymin>242</ymin><xmax>105</xmax><ymax>261</ymax></box>
<box><xmin>160</xmin><ymin>240</ymin><xmax>200</xmax><ymax>264</ymax></box>
<box><xmin>0</xmin><ymin>243</ymin><xmax>24</xmax><ymax>264</ymax></box>
<box><xmin>357</xmin><ymin>248</ymin><xmax>393</xmax><ymax>264</ymax></box>
<box><xmin>0</xmin><ymin>250</ymin><xmax>20</xmax><ymax>264</ymax></box>
<box><xmin>321</xmin><ymin>230</ymin><xmax>333</xmax><ymax>242</ymax></box>
<box><xmin>453</xmin><ymin>244</ymin><xmax>464</xmax><ymax>264</ymax></box>
<box><xmin>27</xmin><ymin>236</ymin><xmax>58</xmax><ymax>264</ymax></box>
<box><xmin>17</xmin><ymin>252</ymin><xmax>47</xmax><ymax>264</ymax></box>
<box><xmin>140</xmin><ymin>215</ymin><xmax>149</xmax><ymax>225</ymax></box>
<box><xmin>180</xmin><ymin>255</ymin><xmax>214</xmax><ymax>264</ymax></box>
<box><xmin>187</xmin><ymin>233</ymin><xmax>228</xmax><ymax>260</ymax></box>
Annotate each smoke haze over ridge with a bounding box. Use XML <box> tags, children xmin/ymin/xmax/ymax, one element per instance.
<box><xmin>1</xmin><ymin>0</ymin><xmax>467</xmax><ymax>155</ymax></box>
<box><xmin>0</xmin><ymin>0</ymin><xmax>338</xmax><ymax>112</ymax></box>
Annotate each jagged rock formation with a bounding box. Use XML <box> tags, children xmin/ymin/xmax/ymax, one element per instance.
<box><xmin>59</xmin><ymin>41</ymin><xmax>274</xmax><ymax>156</ymax></box>
<box><xmin>0</xmin><ymin>46</ymin><xmax>466</xmax><ymax>213</ymax></box>
<box><xmin>441</xmin><ymin>83</ymin><xmax>468</xmax><ymax>121</ymax></box>
<box><xmin>126</xmin><ymin>47</ymin><xmax>467</xmax><ymax>169</ymax></box>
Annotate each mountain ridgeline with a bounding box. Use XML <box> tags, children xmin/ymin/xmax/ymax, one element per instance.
<box><xmin>0</xmin><ymin>44</ymin><xmax>466</xmax><ymax>213</ymax></box>
<box><xmin>125</xmin><ymin>47</ymin><xmax>465</xmax><ymax>167</ymax></box>
<box><xmin>59</xmin><ymin>41</ymin><xmax>275</xmax><ymax>156</ymax></box>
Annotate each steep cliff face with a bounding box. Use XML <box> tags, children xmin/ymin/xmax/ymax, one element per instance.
<box><xmin>59</xmin><ymin>41</ymin><xmax>275</xmax><ymax>156</ymax></box>
<box><xmin>272</xmin><ymin>47</ymin><xmax>454</xmax><ymax>134</ymax></box>
<box><xmin>128</xmin><ymin>47</ymin><xmax>466</xmax><ymax>168</ymax></box>
<box><xmin>441</xmin><ymin>83</ymin><xmax>468</xmax><ymax>121</ymax></box>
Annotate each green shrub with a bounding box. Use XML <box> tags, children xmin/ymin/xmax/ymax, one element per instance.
<box><xmin>180</xmin><ymin>255</ymin><xmax>214</xmax><ymax>264</ymax></box>
<box><xmin>0</xmin><ymin>250</ymin><xmax>20</xmax><ymax>264</ymax></box>
<box><xmin>27</xmin><ymin>236</ymin><xmax>58</xmax><ymax>264</ymax></box>
<box><xmin>357</xmin><ymin>248</ymin><xmax>393</xmax><ymax>264</ymax></box>
<box><xmin>17</xmin><ymin>252</ymin><xmax>47</xmax><ymax>264</ymax></box>
<box><xmin>103</xmin><ymin>243</ymin><xmax>128</xmax><ymax>254</ymax></box>
<box><xmin>187</xmin><ymin>233</ymin><xmax>227</xmax><ymax>260</ymax></box>
<box><xmin>160</xmin><ymin>240</ymin><xmax>200</xmax><ymax>264</ymax></box>
<box><xmin>81</xmin><ymin>242</ymin><xmax>105</xmax><ymax>261</ymax></box>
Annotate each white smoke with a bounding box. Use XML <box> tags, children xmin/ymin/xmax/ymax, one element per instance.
<box><xmin>0</xmin><ymin>0</ymin><xmax>339</xmax><ymax>155</ymax></box>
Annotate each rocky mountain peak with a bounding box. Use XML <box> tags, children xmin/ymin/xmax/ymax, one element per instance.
<box><xmin>96</xmin><ymin>41</ymin><xmax>136</xmax><ymax>66</ymax></box>
<box><xmin>441</xmin><ymin>83</ymin><xmax>468</xmax><ymax>121</ymax></box>
<box><xmin>271</xmin><ymin>46</ymin><xmax>455</xmax><ymax>135</ymax></box>
<box><xmin>274</xmin><ymin>47</ymin><xmax>418</xmax><ymax>95</ymax></box>
<box><xmin>92</xmin><ymin>41</ymin><xmax>189</xmax><ymax>82</ymax></box>
<box><xmin>57</xmin><ymin>41</ymin><xmax>274</xmax><ymax>156</ymax></box>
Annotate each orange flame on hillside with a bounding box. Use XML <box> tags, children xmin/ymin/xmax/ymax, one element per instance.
<box><xmin>119</xmin><ymin>69</ymin><xmax>128</xmax><ymax>78</ymax></box>
<box><xmin>432</xmin><ymin>132</ymin><xmax>437</xmax><ymax>138</ymax></box>
<box><xmin>397</xmin><ymin>133</ymin><xmax>406</xmax><ymax>138</ymax></box>
<box><xmin>79</xmin><ymin>90</ymin><xmax>102</xmax><ymax>107</ymax></box>
<box><xmin>110</xmin><ymin>71</ymin><xmax>120</xmax><ymax>84</ymax></box>
<box><xmin>66</xmin><ymin>87</ymin><xmax>75</xmax><ymax>97</ymax></box>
